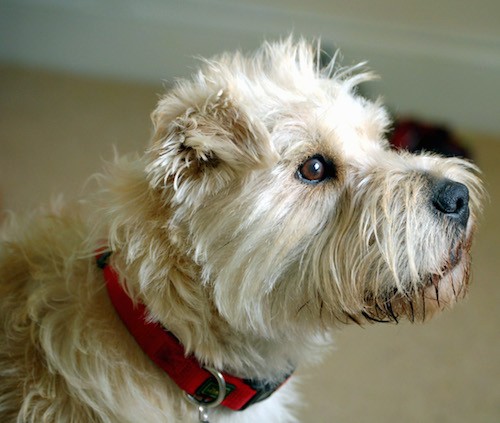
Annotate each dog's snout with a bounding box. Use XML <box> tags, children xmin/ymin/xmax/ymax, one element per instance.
<box><xmin>431</xmin><ymin>179</ymin><xmax>470</xmax><ymax>229</ymax></box>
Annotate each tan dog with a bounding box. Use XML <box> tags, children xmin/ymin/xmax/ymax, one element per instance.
<box><xmin>0</xmin><ymin>39</ymin><xmax>484</xmax><ymax>422</ymax></box>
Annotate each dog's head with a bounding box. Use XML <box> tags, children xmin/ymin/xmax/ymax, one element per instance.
<box><xmin>117</xmin><ymin>40</ymin><xmax>483</xmax><ymax>339</ymax></box>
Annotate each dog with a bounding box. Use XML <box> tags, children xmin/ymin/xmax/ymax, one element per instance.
<box><xmin>0</xmin><ymin>39</ymin><xmax>484</xmax><ymax>422</ymax></box>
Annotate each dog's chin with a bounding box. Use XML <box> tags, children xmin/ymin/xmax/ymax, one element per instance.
<box><xmin>403</xmin><ymin>250</ymin><xmax>472</xmax><ymax>322</ymax></box>
<box><xmin>419</xmin><ymin>251</ymin><xmax>471</xmax><ymax>319</ymax></box>
<box><xmin>359</xmin><ymin>246</ymin><xmax>472</xmax><ymax>324</ymax></box>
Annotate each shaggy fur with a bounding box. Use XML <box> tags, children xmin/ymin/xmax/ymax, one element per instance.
<box><xmin>0</xmin><ymin>39</ymin><xmax>484</xmax><ymax>422</ymax></box>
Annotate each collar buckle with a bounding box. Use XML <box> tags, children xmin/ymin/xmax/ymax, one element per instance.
<box><xmin>185</xmin><ymin>367</ymin><xmax>226</xmax><ymax>423</ymax></box>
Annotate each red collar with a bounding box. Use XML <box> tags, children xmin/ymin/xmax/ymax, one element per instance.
<box><xmin>97</xmin><ymin>251</ymin><xmax>290</xmax><ymax>411</ymax></box>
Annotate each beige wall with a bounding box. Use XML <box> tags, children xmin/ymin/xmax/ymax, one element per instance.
<box><xmin>1</xmin><ymin>0</ymin><xmax>499</xmax><ymax>134</ymax></box>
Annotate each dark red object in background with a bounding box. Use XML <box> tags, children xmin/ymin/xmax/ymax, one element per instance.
<box><xmin>390</xmin><ymin>119</ymin><xmax>471</xmax><ymax>159</ymax></box>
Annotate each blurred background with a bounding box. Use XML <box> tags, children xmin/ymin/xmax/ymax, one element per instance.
<box><xmin>1</xmin><ymin>1</ymin><xmax>499</xmax><ymax>422</ymax></box>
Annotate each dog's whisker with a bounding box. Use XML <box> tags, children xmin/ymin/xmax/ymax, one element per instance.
<box><xmin>384</xmin><ymin>299</ymin><xmax>399</xmax><ymax>323</ymax></box>
<box><xmin>421</xmin><ymin>289</ymin><xmax>427</xmax><ymax>321</ymax></box>
<box><xmin>345</xmin><ymin>313</ymin><xmax>363</xmax><ymax>326</ymax></box>
<box><xmin>408</xmin><ymin>298</ymin><xmax>415</xmax><ymax>323</ymax></box>
<box><xmin>296</xmin><ymin>300</ymin><xmax>311</xmax><ymax>316</ymax></box>
<box><xmin>361</xmin><ymin>311</ymin><xmax>391</xmax><ymax>324</ymax></box>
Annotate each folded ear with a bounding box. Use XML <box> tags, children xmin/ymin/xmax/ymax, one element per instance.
<box><xmin>147</xmin><ymin>88</ymin><xmax>277</xmax><ymax>201</ymax></box>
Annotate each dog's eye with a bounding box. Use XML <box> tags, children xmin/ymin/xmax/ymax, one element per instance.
<box><xmin>297</xmin><ymin>155</ymin><xmax>334</xmax><ymax>184</ymax></box>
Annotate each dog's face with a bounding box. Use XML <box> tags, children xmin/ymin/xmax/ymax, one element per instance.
<box><xmin>144</xmin><ymin>41</ymin><xmax>483</xmax><ymax>337</ymax></box>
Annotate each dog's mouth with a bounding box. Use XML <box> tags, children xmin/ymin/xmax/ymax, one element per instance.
<box><xmin>420</xmin><ymin>247</ymin><xmax>471</xmax><ymax>317</ymax></box>
<box><xmin>359</xmin><ymin>234</ymin><xmax>473</xmax><ymax>324</ymax></box>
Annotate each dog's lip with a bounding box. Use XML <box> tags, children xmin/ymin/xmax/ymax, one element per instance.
<box><xmin>427</xmin><ymin>233</ymin><xmax>471</xmax><ymax>287</ymax></box>
<box><xmin>428</xmin><ymin>255</ymin><xmax>461</xmax><ymax>288</ymax></box>
<box><xmin>424</xmin><ymin>241</ymin><xmax>471</xmax><ymax>302</ymax></box>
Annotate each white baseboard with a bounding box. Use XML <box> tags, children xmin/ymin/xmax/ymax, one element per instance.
<box><xmin>1</xmin><ymin>0</ymin><xmax>499</xmax><ymax>134</ymax></box>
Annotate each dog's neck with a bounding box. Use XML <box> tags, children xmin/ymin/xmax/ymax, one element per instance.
<box><xmin>98</xmin><ymin>251</ymin><xmax>304</xmax><ymax>410</ymax></box>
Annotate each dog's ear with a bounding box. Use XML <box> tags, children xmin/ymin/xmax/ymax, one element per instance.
<box><xmin>147</xmin><ymin>88</ymin><xmax>277</xmax><ymax>200</ymax></box>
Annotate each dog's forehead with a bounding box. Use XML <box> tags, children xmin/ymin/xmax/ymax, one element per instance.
<box><xmin>223</xmin><ymin>63</ymin><xmax>389</xmax><ymax>159</ymax></box>
<box><xmin>315</xmin><ymin>96</ymin><xmax>389</xmax><ymax>158</ymax></box>
<box><xmin>256</xmin><ymin>85</ymin><xmax>389</xmax><ymax>161</ymax></box>
<box><xmin>178</xmin><ymin>41</ymin><xmax>391</xmax><ymax>163</ymax></box>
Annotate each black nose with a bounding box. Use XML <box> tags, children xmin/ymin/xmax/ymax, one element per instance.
<box><xmin>431</xmin><ymin>179</ymin><xmax>470</xmax><ymax>229</ymax></box>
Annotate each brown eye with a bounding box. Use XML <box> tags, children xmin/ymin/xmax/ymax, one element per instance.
<box><xmin>297</xmin><ymin>155</ymin><xmax>334</xmax><ymax>184</ymax></box>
